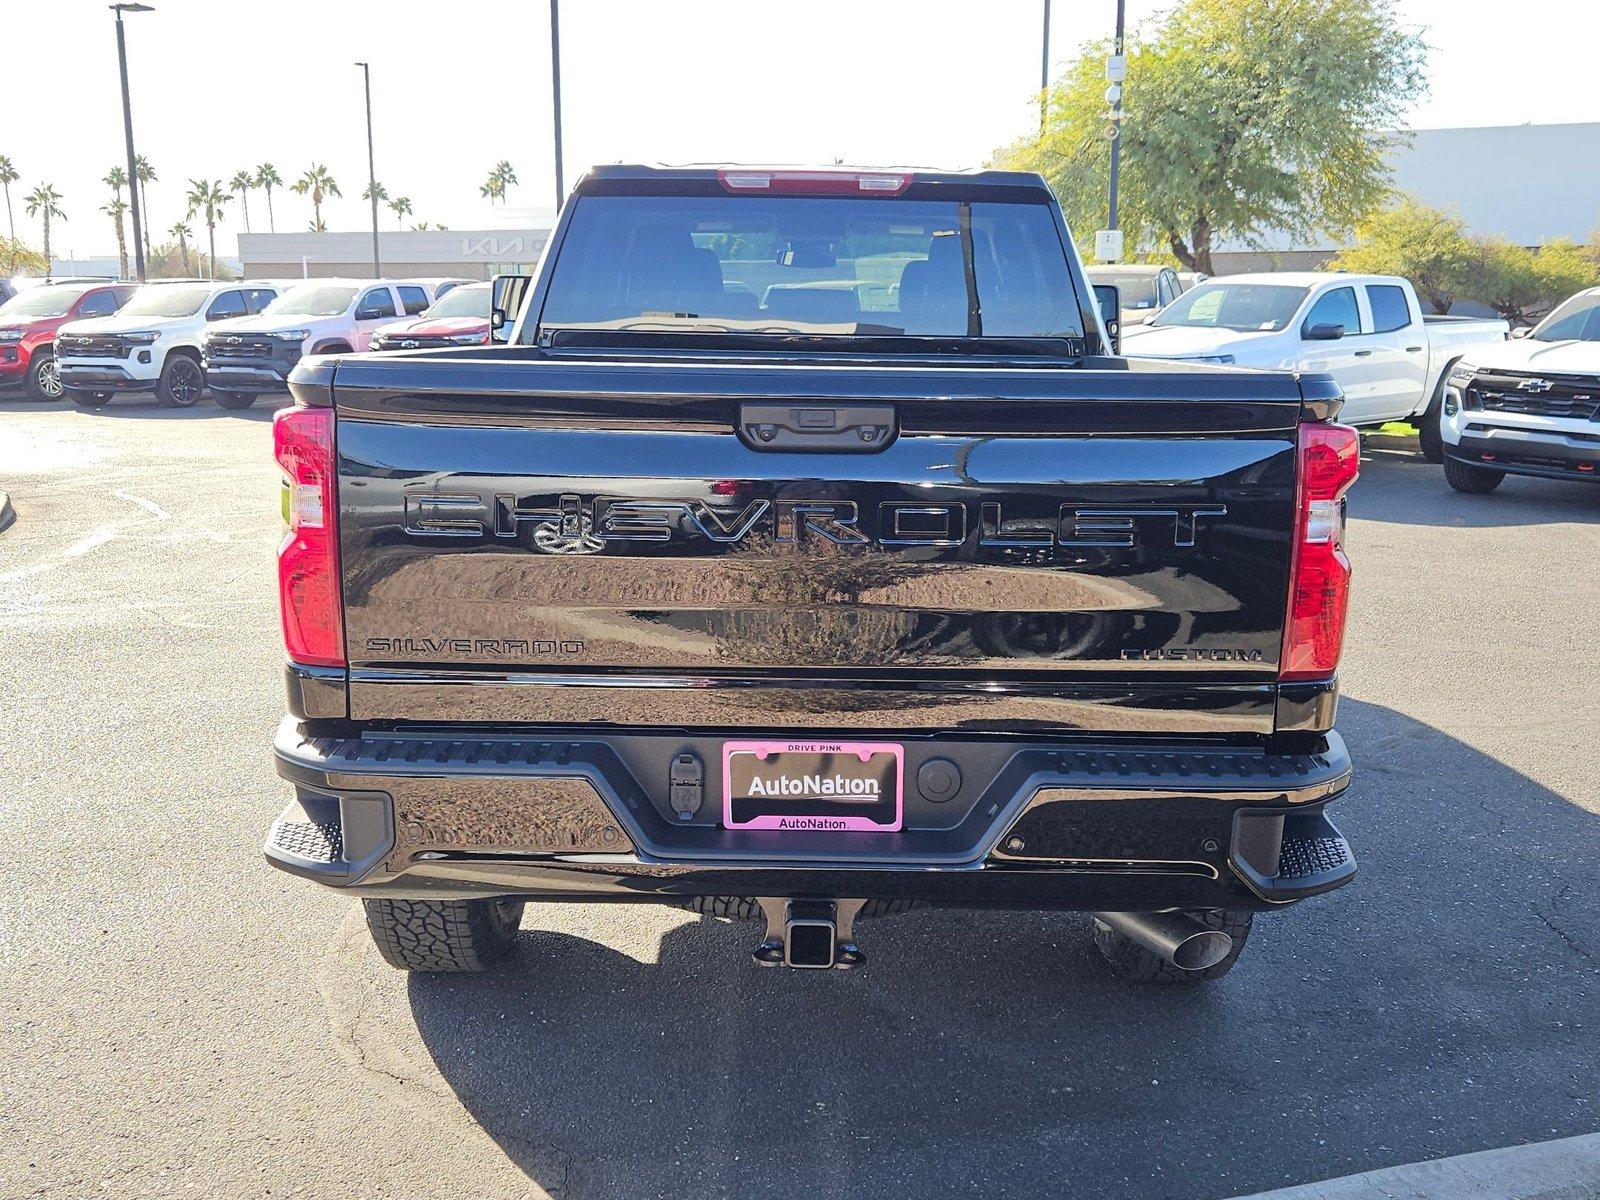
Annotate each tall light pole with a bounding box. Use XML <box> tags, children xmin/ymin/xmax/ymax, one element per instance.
<box><xmin>1040</xmin><ymin>0</ymin><xmax>1051</xmax><ymax>134</ymax></box>
<box><xmin>550</xmin><ymin>0</ymin><xmax>565</xmax><ymax>210</ymax></box>
<box><xmin>1107</xmin><ymin>0</ymin><xmax>1126</xmax><ymax>236</ymax></box>
<box><xmin>111</xmin><ymin>3</ymin><xmax>153</xmax><ymax>282</ymax></box>
<box><xmin>356</xmin><ymin>61</ymin><xmax>380</xmax><ymax>276</ymax></box>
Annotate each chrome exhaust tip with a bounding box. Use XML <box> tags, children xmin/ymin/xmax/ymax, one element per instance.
<box><xmin>1091</xmin><ymin>911</ymin><xmax>1233</xmax><ymax>971</ymax></box>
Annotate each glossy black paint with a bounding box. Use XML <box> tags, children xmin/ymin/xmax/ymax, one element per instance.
<box><xmin>327</xmin><ymin>356</ymin><xmax>1310</xmax><ymax>733</ymax></box>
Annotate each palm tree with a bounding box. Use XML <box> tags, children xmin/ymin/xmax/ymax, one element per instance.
<box><xmin>0</xmin><ymin>155</ymin><xmax>18</xmax><ymax>271</ymax></box>
<box><xmin>361</xmin><ymin>180</ymin><xmax>388</xmax><ymax>206</ymax></box>
<box><xmin>103</xmin><ymin>167</ymin><xmax>130</xmax><ymax>279</ymax></box>
<box><xmin>229</xmin><ymin>170</ymin><xmax>254</xmax><ymax>232</ymax></box>
<box><xmin>24</xmin><ymin>184</ymin><xmax>65</xmax><ymax>269</ymax></box>
<box><xmin>103</xmin><ymin>196</ymin><xmax>130</xmax><ymax>280</ymax></box>
<box><xmin>292</xmin><ymin>164</ymin><xmax>340</xmax><ymax>231</ymax></box>
<box><xmin>134</xmin><ymin>155</ymin><xmax>156</xmax><ymax>260</ymax></box>
<box><xmin>494</xmin><ymin>160</ymin><xmax>518</xmax><ymax>204</ymax></box>
<box><xmin>253</xmin><ymin>163</ymin><xmax>282</xmax><ymax>233</ymax></box>
<box><xmin>169</xmin><ymin>221</ymin><xmax>193</xmax><ymax>275</ymax></box>
<box><xmin>480</xmin><ymin>160</ymin><xmax>518</xmax><ymax>206</ymax></box>
<box><xmin>185</xmin><ymin>178</ymin><xmax>231</xmax><ymax>280</ymax></box>
<box><xmin>388</xmin><ymin>195</ymin><xmax>412</xmax><ymax>228</ymax></box>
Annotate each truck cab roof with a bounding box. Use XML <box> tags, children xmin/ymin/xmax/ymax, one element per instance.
<box><xmin>577</xmin><ymin>163</ymin><xmax>1055</xmax><ymax>193</ymax></box>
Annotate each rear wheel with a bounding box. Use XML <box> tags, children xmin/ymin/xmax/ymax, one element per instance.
<box><xmin>66</xmin><ymin>388</ymin><xmax>112</xmax><ymax>408</ymax></box>
<box><xmin>26</xmin><ymin>352</ymin><xmax>62</xmax><ymax>402</ymax></box>
<box><xmin>1092</xmin><ymin>909</ymin><xmax>1253</xmax><ymax>983</ymax></box>
<box><xmin>1444</xmin><ymin>455</ymin><xmax>1505</xmax><ymax>493</ymax></box>
<box><xmin>156</xmin><ymin>354</ymin><xmax>205</xmax><ymax>407</ymax></box>
<box><xmin>363</xmin><ymin>897</ymin><xmax>525</xmax><ymax>972</ymax></box>
<box><xmin>211</xmin><ymin>389</ymin><xmax>257</xmax><ymax>409</ymax></box>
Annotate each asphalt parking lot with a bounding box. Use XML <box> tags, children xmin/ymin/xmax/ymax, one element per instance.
<box><xmin>1</xmin><ymin>397</ymin><xmax>1596</xmax><ymax>1200</ymax></box>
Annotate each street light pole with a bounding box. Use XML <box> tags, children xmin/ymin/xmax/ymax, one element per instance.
<box><xmin>1040</xmin><ymin>0</ymin><xmax>1051</xmax><ymax>134</ymax></box>
<box><xmin>357</xmin><ymin>62</ymin><xmax>380</xmax><ymax>276</ymax></box>
<box><xmin>1108</xmin><ymin>0</ymin><xmax>1126</xmax><ymax>235</ymax></box>
<box><xmin>111</xmin><ymin>3</ymin><xmax>153</xmax><ymax>283</ymax></box>
<box><xmin>550</xmin><ymin>0</ymin><xmax>565</xmax><ymax>211</ymax></box>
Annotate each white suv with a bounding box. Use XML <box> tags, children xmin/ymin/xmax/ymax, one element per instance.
<box><xmin>1439</xmin><ymin>287</ymin><xmax>1600</xmax><ymax>494</ymax></box>
<box><xmin>201</xmin><ymin>280</ymin><xmax>436</xmax><ymax>406</ymax></box>
<box><xmin>56</xmin><ymin>279</ymin><xmax>281</xmax><ymax>408</ymax></box>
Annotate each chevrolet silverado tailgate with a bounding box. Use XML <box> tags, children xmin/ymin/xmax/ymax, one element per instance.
<box><xmin>329</xmin><ymin>354</ymin><xmax>1308</xmax><ymax>734</ymax></box>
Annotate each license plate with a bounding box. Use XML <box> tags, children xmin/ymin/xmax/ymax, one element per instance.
<box><xmin>722</xmin><ymin>740</ymin><xmax>904</xmax><ymax>832</ymax></box>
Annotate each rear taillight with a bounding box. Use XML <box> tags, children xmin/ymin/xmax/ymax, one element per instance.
<box><xmin>273</xmin><ymin>404</ymin><xmax>344</xmax><ymax>667</ymax></box>
<box><xmin>1281</xmin><ymin>422</ymin><xmax>1359</xmax><ymax>682</ymax></box>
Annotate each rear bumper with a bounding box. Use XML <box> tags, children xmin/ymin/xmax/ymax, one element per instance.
<box><xmin>57</xmin><ymin>363</ymin><xmax>155</xmax><ymax>392</ymax></box>
<box><xmin>265</xmin><ymin>717</ymin><xmax>1356</xmax><ymax>910</ymax></box>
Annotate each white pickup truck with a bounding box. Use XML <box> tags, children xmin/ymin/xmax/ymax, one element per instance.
<box><xmin>1120</xmin><ymin>272</ymin><xmax>1508</xmax><ymax>453</ymax></box>
<box><xmin>1438</xmin><ymin>286</ymin><xmax>1600</xmax><ymax>494</ymax></box>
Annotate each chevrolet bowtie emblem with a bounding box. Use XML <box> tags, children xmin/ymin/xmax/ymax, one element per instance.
<box><xmin>1516</xmin><ymin>378</ymin><xmax>1555</xmax><ymax>392</ymax></box>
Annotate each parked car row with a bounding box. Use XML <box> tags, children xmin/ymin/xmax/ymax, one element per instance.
<box><xmin>0</xmin><ymin>275</ymin><xmax>489</xmax><ymax>408</ymax></box>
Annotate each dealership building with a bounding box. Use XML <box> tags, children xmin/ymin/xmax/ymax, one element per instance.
<box><xmin>1211</xmin><ymin>121</ymin><xmax>1600</xmax><ymax>274</ymax></box>
<box><xmin>236</xmin><ymin>208</ymin><xmax>554</xmax><ymax>281</ymax></box>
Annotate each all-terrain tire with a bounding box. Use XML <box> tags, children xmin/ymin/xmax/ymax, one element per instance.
<box><xmin>684</xmin><ymin>896</ymin><xmax>923</xmax><ymax>921</ymax></box>
<box><xmin>156</xmin><ymin>353</ymin><xmax>205</xmax><ymax>407</ymax></box>
<box><xmin>1091</xmin><ymin>909</ymin><xmax>1254</xmax><ymax>983</ymax></box>
<box><xmin>1443</xmin><ymin>455</ymin><xmax>1505</xmax><ymax>493</ymax></box>
<box><xmin>26</xmin><ymin>351</ymin><xmax>63</xmax><ymax>402</ymax></box>
<box><xmin>66</xmin><ymin>388</ymin><xmax>112</xmax><ymax>408</ymax></box>
<box><xmin>211</xmin><ymin>389</ymin><xmax>258</xmax><ymax>409</ymax></box>
<box><xmin>363</xmin><ymin>897</ymin><xmax>525</xmax><ymax>972</ymax></box>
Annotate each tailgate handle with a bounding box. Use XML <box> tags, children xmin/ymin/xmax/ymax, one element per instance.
<box><xmin>739</xmin><ymin>403</ymin><xmax>896</xmax><ymax>452</ymax></box>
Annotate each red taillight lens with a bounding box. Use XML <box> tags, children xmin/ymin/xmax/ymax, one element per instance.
<box><xmin>1281</xmin><ymin>422</ymin><xmax>1359</xmax><ymax>682</ymax></box>
<box><xmin>273</xmin><ymin>405</ymin><xmax>344</xmax><ymax>667</ymax></box>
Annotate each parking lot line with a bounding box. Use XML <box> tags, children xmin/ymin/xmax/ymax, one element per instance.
<box><xmin>1227</xmin><ymin>1133</ymin><xmax>1600</xmax><ymax>1200</ymax></box>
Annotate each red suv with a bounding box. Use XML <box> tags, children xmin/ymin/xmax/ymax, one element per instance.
<box><xmin>368</xmin><ymin>281</ymin><xmax>492</xmax><ymax>351</ymax></box>
<box><xmin>0</xmin><ymin>280</ymin><xmax>139</xmax><ymax>400</ymax></box>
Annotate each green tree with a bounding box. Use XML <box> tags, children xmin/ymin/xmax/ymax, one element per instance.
<box><xmin>997</xmin><ymin>0</ymin><xmax>1425</xmax><ymax>274</ymax></box>
<box><xmin>1470</xmin><ymin>238</ymin><xmax>1599</xmax><ymax>328</ymax></box>
<box><xmin>0</xmin><ymin>155</ymin><xmax>18</xmax><ymax>271</ymax></box>
<box><xmin>387</xmin><ymin>195</ymin><xmax>412</xmax><ymax>228</ymax></box>
<box><xmin>254</xmin><ymin>162</ymin><xmax>282</xmax><ymax>232</ymax></box>
<box><xmin>185</xmin><ymin>178</ymin><xmax>231</xmax><ymax>280</ymax></box>
<box><xmin>1331</xmin><ymin>198</ymin><xmax>1477</xmax><ymax>312</ymax></box>
<box><xmin>169</xmin><ymin>220</ymin><xmax>193</xmax><ymax>275</ymax></box>
<box><xmin>229</xmin><ymin>170</ymin><xmax>254</xmax><ymax>232</ymax></box>
<box><xmin>133</xmin><ymin>155</ymin><xmax>156</xmax><ymax>260</ymax></box>
<box><xmin>361</xmin><ymin>179</ymin><xmax>389</xmax><ymax>206</ymax></box>
<box><xmin>292</xmin><ymin>164</ymin><xmax>340</xmax><ymax>231</ymax></box>
<box><xmin>24</xmin><ymin>183</ymin><xmax>65</xmax><ymax>268</ymax></box>
<box><xmin>0</xmin><ymin>237</ymin><xmax>46</xmax><ymax>275</ymax></box>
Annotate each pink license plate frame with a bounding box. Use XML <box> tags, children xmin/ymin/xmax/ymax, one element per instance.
<box><xmin>722</xmin><ymin>740</ymin><xmax>905</xmax><ymax>832</ymax></box>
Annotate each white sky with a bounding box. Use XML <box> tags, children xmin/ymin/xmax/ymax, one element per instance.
<box><xmin>6</xmin><ymin>0</ymin><xmax>1598</xmax><ymax>260</ymax></box>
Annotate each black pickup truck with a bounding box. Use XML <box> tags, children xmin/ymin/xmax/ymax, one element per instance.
<box><xmin>266</xmin><ymin>165</ymin><xmax>1359</xmax><ymax>982</ymax></box>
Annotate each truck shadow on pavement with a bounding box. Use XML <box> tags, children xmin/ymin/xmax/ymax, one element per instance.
<box><xmin>1352</xmin><ymin>449</ymin><xmax>1600</xmax><ymax>528</ymax></box>
<box><xmin>398</xmin><ymin>698</ymin><xmax>1598</xmax><ymax>1200</ymax></box>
